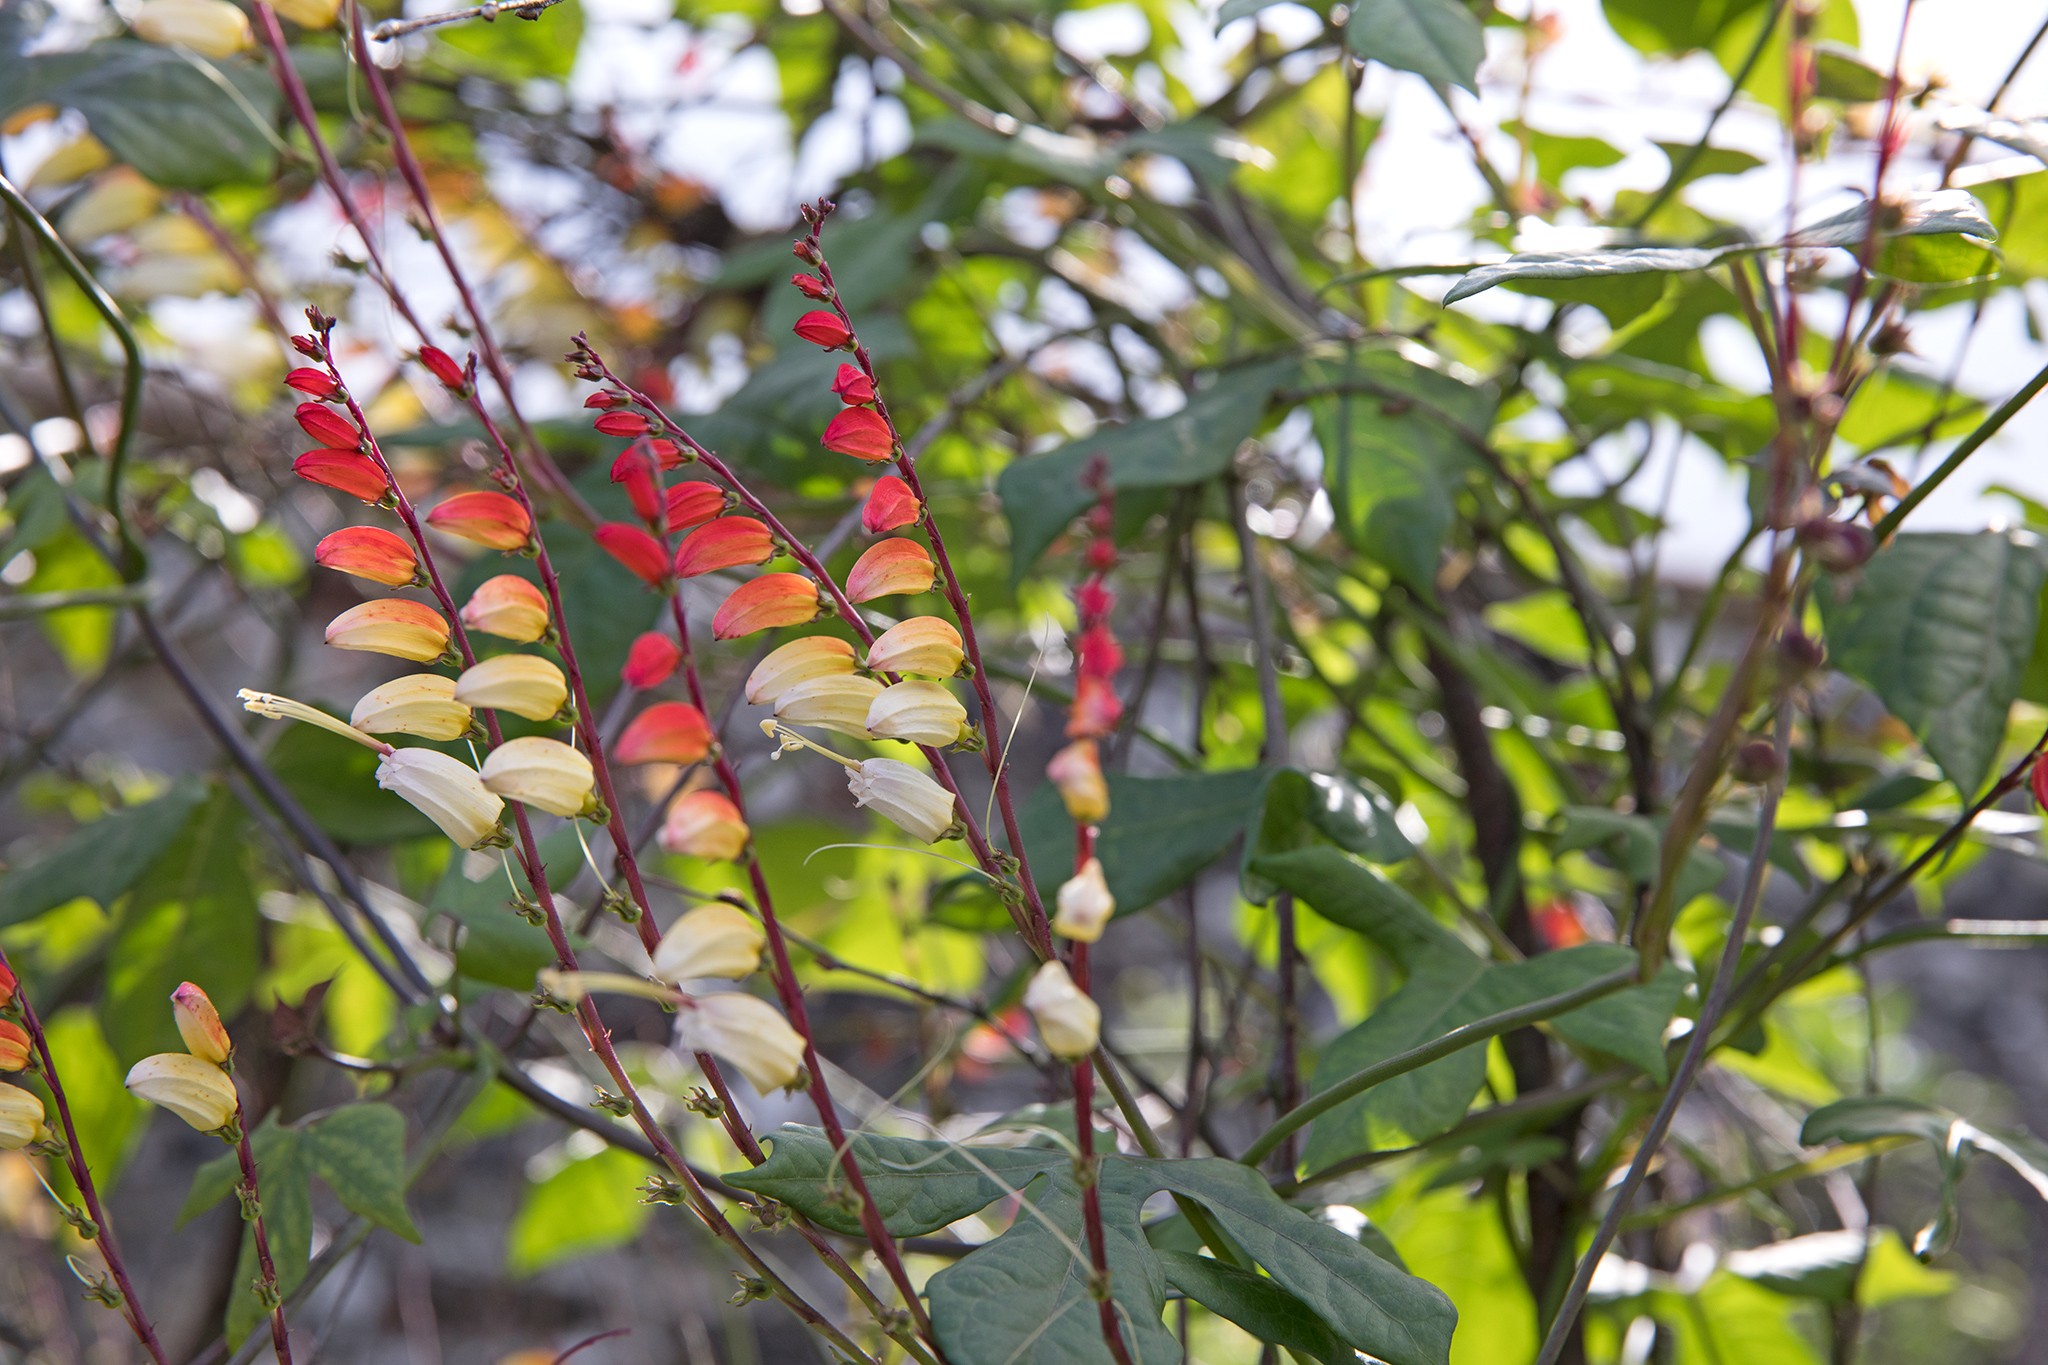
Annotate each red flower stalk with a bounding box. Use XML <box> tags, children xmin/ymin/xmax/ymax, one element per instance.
<box><xmin>425</xmin><ymin>490</ymin><xmax>533</xmax><ymax>551</ymax></box>
<box><xmin>594</xmin><ymin>522</ymin><xmax>671</xmax><ymax>586</ymax></box>
<box><xmin>793</xmin><ymin>310</ymin><xmax>853</xmax><ymax>349</ymax></box>
<box><xmin>665</xmin><ymin>480</ymin><xmax>727</xmax><ymax>532</ymax></box>
<box><xmin>821</xmin><ymin>406</ymin><xmax>894</xmax><ymax>461</ymax></box>
<box><xmin>846</xmin><ymin>538</ymin><xmax>936</xmax><ymax>601</ymax></box>
<box><xmin>862</xmin><ymin>475</ymin><xmax>922</xmax><ymax>533</ymax></box>
<box><xmin>615</xmin><ymin>701</ymin><xmax>714</xmax><ymax>766</ymax></box>
<box><xmin>594</xmin><ymin>410</ymin><xmax>651</xmax><ymax>438</ymax></box>
<box><xmin>673</xmin><ymin>517</ymin><xmax>775</xmax><ymax>578</ymax></box>
<box><xmin>712</xmin><ymin>573</ymin><xmax>824</xmax><ymax>639</ymax></box>
<box><xmin>284</xmin><ymin>367</ymin><xmax>338</xmax><ymax>398</ymax></box>
<box><xmin>315</xmin><ymin>525</ymin><xmax>417</xmax><ymax>585</ymax></box>
<box><xmin>831</xmin><ymin>363</ymin><xmax>875</xmax><ymax>406</ymax></box>
<box><xmin>622</xmin><ymin>632</ymin><xmax>683</xmax><ymax>689</ymax></box>
<box><xmin>417</xmin><ymin>345</ymin><xmax>469</xmax><ymax>391</ymax></box>
<box><xmin>295</xmin><ymin>401</ymin><xmax>362</xmax><ymax>451</ymax></box>
<box><xmin>293</xmin><ymin>449</ymin><xmax>388</xmax><ymax>503</ymax></box>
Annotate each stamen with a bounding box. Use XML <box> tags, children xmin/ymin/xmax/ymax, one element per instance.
<box><xmin>759</xmin><ymin>720</ymin><xmax>861</xmax><ymax>771</ymax></box>
<box><xmin>237</xmin><ymin>689</ymin><xmax>392</xmax><ymax>754</ymax></box>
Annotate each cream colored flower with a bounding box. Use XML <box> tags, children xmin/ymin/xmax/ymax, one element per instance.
<box><xmin>480</xmin><ymin>737</ymin><xmax>596</xmax><ymax>818</ymax></box>
<box><xmin>676</xmin><ymin>993</ymin><xmax>806</xmax><ymax>1093</ymax></box>
<box><xmin>1052</xmin><ymin>859</ymin><xmax>1115</xmax><ymax>944</ymax></box>
<box><xmin>745</xmin><ymin>635</ymin><xmax>857</xmax><ymax>706</ymax></box>
<box><xmin>351</xmin><ymin>675</ymin><xmax>473</xmax><ymax>742</ymax></box>
<box><xmin>0</xmin><ymin>1084</ymin><xmax>48</xmax><ymax>1150</ymax></box>
<box><xmin>454</xmin><ymin>654</ymin><xmax>569</xmax><ymax>722</ymax></box>
<box><xmin>652</xmin><ymin>904</ymin><xmax>765</xmax><ymax>983</ymax></box>
<box><xmin>130</xmin><ymin>0</ymin><xmax>253</xmax><ymax>57</ymax></box>
<box><xmin>459</xmin><ymin>575</ymin><xmax>550</xmax><ymax>644</ymax></box>
<box><xmin>125</xmin><ymin>1053</ymin><xmax>239</xmax><ymax>1133</ymax></box>
<box><xmin>863</xmin><ymin>616</ymin><xmax>964</xmax><ymax>677</ymax></box>
<box><xmin>775</xmin><ymin>674</ymin><xmax>883</xmax><ymax>739</ymax></box>
<box><xmin>269</xmin><ymin>0</ymin><xmax>341</xmax><ymax>27</ymax></box>
<box><xmin>1046</xmin><ymin>740</ymin><xmax>1110</xmax><ymax>825</ymax></box>
<box><xmin>865</xmin><ymin>680</ymin><xmax>970</xmax><ymax>747</ymax></box>
<box><xmin>846</xmin><ymin>757</ymin><xmax>958</xmax><ymax>843</ymax></box>
<box><xmin>1023</xmin><ymin>961</ymin><xmax>1100</xmax><ymax>1060</ymax></box>
<box><xmin>377</xmin><ymin>749</ymin><xmax>505</xmax><ymax>848</ymax></box>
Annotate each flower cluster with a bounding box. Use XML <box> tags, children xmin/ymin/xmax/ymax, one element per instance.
<box><xmin>0</xmin><ymin>964</ymin><xmax>51</xmax><ymax>1152</ymax></box>
<box><xmin>124</xmin><ymin>983</ymin><xmax>241</xmax><ymax>1136</ymax></box>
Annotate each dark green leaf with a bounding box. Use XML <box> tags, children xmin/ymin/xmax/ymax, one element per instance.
<box><xmin>1723</xmin><ymin>1231</ymin><xmax>1869</xmax><ymax>1301</ymax></box>
<box><xmin>302</xmin><ymin>1104</ymin><xmax>420</xmax><ymax>1242</ymax></box>
<box><xmin>1347</xmin><ymin>0</ymin><xmax>1484</xmax><ymax>92</ymax></box>
<box><xmin>0</xmin><ymin>780</ymin><xmax>206</xmax><ymax>930</ymax></box>
<box><xmin>1160</xmin><ymin>1252</ymin><xmax>1352</xmax><ymax>1365</ymax></box>
<box><xmin>1242</xmin><ymin>769</ymin><xmax>1415</xmax><ymax>903</ymax></box>
<box><xmin>1021</xmin><ymin>767</ymin><xmax>1271</xmax><ymax>912</ymax></box>
<box><xmin>1808</xmin><ymin>41</ymin><xmax>1889</xmax><ymax>102</ymax></box>
<box><xmin>433</xmin><ymin>828</ymin><xmax>583</xmax><ymax>989</ymax></box>
<box><xmin>270</xmin><ymin>721</ymin><xmax>438</xmax><ymax>846</ymax></box>
<box><xmin>1601</xmin><ymin>0</ymin><xmax>1770</xmax><ymax>54</ymax></box>
<box><xmin>1819</xmin><ymin>530</ymin><xmax>2047</xmax><ymax>794</ymax></box>
<box><xmin>724</xmin><ymin>1125</ymin><xmax>1064</xmax><ymax>1237</ymax></box>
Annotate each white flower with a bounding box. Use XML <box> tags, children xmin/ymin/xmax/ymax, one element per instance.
<box><xmin>847</xmin><ymin>758</ymin><xmax>958</xmax><ymax>843</ymax></box>
<box><xmin>865</xmin><ymin>680</ymin><xmax>970</xmax><ymax>746</ymax></box>
<box><xmin>1053</xmin><ymin>858</ymin><xmax>1115</xmax><ymax>943</ymax></box>
<box><xmin>775</xmin><ymin>674</ymin><xmax>883</xmax><ymax>739</ymax></box>
<box><xmin>454</xmin><ymin>654</ymin><xmax>569</xmax><ymax>722</ymax></box>
<box><xmin>479</xmin><ymin>737</ymin><xmax>596</xmax><ymax>818</ymax></box>
<box><xmin>653</xmin><ymin>904</ymin><xmax>765</xmax><ymax>983</ymax></box>
<box><xmin>124</xmin><ymin>1053</ymin><xmax>239</xmax><ymax>1132</ymax></box>
<box><xmin>1024</xmin><ymin>961</ymin><xmax>1100</xmax><ymax>1060</ymax></box>
<box><xmin>377</xmin><ymin>749</ymin><xmax>505</xmax><ymax>848</ymax></box>
<box><xmin>350</xmin><ymin>675</ymin><xmax>473</xmax><ymax>741</ymax></box>
<box><xmin>0</xmin><ymin>1084</ymin><xmax>48</xmax><ymax>1151</ymax></box>
<box><xmin>676</xmin><ymin>993</ymin><xmax>807</xmax><ymax>1093</ymax></box>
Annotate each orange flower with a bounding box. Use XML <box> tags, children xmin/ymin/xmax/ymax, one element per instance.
<box><xmin>831</xmin><ymin>363</ymin><xmax>876</xmax><ymax>405</ymax></box>
<box><xmin>674</xmin><ymin>517</ymin><xmax>774</xmax><ymax>578</ymax></box>
<box><xmin>325</xmin><ymin>599</ymin><xmax>451</xmax><ymax>662</ymax></box>
<box><xmin>666</xmin><ymin>481</ymin><xmax>728</xmax><ymax>532</ymax></box>
<box><xmin>847</xmin><ymin>538</ymin><xmax>935</xmax><ymax>602</ymax></box>
<box><xmin>1066</xmin><ymin>673</ymin><xmax>1123</xmax><ymax>739</ymax></box>
<box><xmin>315</xmin><ymin>526</ymin><xmax>416</xmax><ymax>586</ymax></box>
<box><xmin>294</xmin><ymin>449</ymin><xmax>388</xmax><ymax>503</ymax></box>
<box><xmin>0</xmin><ymin>1020</ymin><xmax>27</xmax><ymax>1072</ymax></box>
<box><xmin>622</xmin><ymin>632</ymin><xmax>682</xmax><ymax>688</ymax></box>
<box><xmin>459</xmin><ymin>574</ymin><xmax>550</xmax><ymax>643</ymax></box>
<box><xmin>417</xmin><ymin>345</ymin><xmax>469</xmax><ymax>390</ymax></box>
<box><xmin>610</xmin><ymin>450</ymin><xmax>662</xmax><ymax>523</ymax></box>
<box><xmin>426</xmin><ymin>491</ymin><xmax>532</xmax><ymax>551</ymax></box>
<box><xmin>171</xmin><ymin>982</ymin><xmax>232</xmax><ymax>1065</ymax></box>
<box><xmin>821</xmin><ymin>407</ymin><xmax>894</xmax><ymax>461</ymax></box>
<box><xmin>294</xmin><ymin>400</ymin><xmax>361</xmax><ymax>450</ymax></box>
<box><xmin>658</xmin><ymin>790</ymin><xmax>750</xmax><ymax>860</ymax></box>
<box><xmin>1046</xmin><ymin>739</ymin><xmax>1109</xmax><ymax>824</ymax></box>
<box><xmin>615</xmin><ymin>702</ymin><xmax>714</xmax><ymax>766</ymax></box>
<box><xmin>712</xmin><ymin>574</ymin><xmax>825</xmax><ymax>639</ymax></box>
<box><xmin>0</xmin><ymin>959</ymin><xmax>14</xmax><ymax>1009</ymax></box>
<box><xmin>595</xmin><ymin>522</ymin><xmax>670</xmax><ymax>586</ymax></box>
<box><xmin>861</xmin><ymin>475</ymin><xmax>921</xmax><ymax>533</ymax></box>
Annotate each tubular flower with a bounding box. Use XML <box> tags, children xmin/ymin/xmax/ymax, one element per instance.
<box><xmin>315</xmin><ymin>526</ymin><xmax>416</xmax><ymax>585</ymax></box>
<box><xmin>652</xmin><ymin>904</ymin><xmax>765</xmax><ymax>983</ymax></box>
<box><xmin>0</xmin><ymin>1084</ymin><xmax>47</xmax><ymax>1150</ymax></box>
<box><xmin>351</xmin><ymin>675</ymin><xmax>473</xmax><ymax>741</ymax></box>
<box><xmin>611</xmin><ymin>453</ymin><xmax>661</xmax><ymax>523</ymax></box>
<box><xmin>460</xmin><ymin>575</ymin><xmax>550</xmax><ymax>643</ymax></box>
<box><xmin>1053</xmin><ymin>858</ymin><xmax>1115</xmax><ymax>943</ymax></box>
<box><xmin>0</xmin><ymin>1021</ymin><xmax>27</xmax><ymax>1071</ymax></box>
<box><xmin>865</xmin><ymin>616</ymin><xmax>964</xmax><ymax>677</ymax></box>
<box><xmin>775</xmin><ymin>674</ymin><xmax>883</xmax><ymax>739</ymax></box>
<box><xmin>238</xmin><ymin>688</ymin><xmax>389</xmax><ymax>752</ymax></box>
<box><xmin>1066</xmin><ymin>673</ymin><xmax>1124</xmax><ymax>740</ymax></box>
<box><xmin>821</xmin><ymin>407</ymin><xmax>893</xmax><ymax>461</ymax></box>
<box><xmin>746</xmin><ymin>635</ymin><xmax>856</xmax><ymax>706</ymax></box>
<box><xmin>125</xmin><ymin>1053</ymin><xmax>240</xmax><ymax>1132</ymax></box>
<box><xmin>293</xmin><ymin>449</ymin><xmax>389</xmax><ymax>503</ymax></box>
<box><xmin>595</xmin><ymin>522</ymin><xmax>671</xmax><ymax>587</ymax></box>
<box><xmin>848</xmin><ymin>757</ymin><xmax>958</xmax><ymax>842</ymax></box>
<box><xmin>585</xmin><ymin>390</ymin><xmax>629</xmax><ymax>410</ymax></box>
<box><xmin>622</xmin><ymin>632</ymin><xmax>682</xmax><ymax>689</ymax></box>
<box><xmin>1024</xmin><ymin>961</ymin><xmax>1100</xmax><ymax>1060</ymax></box>
<box><xmin>1046</xmin><ymin>740</ymin><xmax>1110</xmax><ymax>825</ymax></box>
<box><xmin>480</xmin><ymin>737</ymin><xmax>597</xmax><ymax>818</ymax></box>
<box><xmin>453</xmin><ymin>655</ymin><xmax>569</xmax><ymax>722</ymax></box>
<box><xmin>712</xmin><ymin>574</ymin><xmax>826</xmax><ymax>639</ymax></box>
<box><xmin>284</xmin><ymin>367</ymin><xmax>338</xmax><ymax>398</ymax></box>
<box><xmin>861</xmin><ymin>475</ymin><xmax>921</xmax><ymax>533</ymax></box>
<box><xmin>426</xmin><ymin>491</ymin><xmax>532</xmax><ymax>552</ymax></box>
<box><xmin>377</xmin><ymin>749</ymin><xmax>505</xmax><ymax>848</ymax></box>
<box><xmin>673</xmin><ymin>517</ymin><xmax>775</xmax><ymax>578</ymax></box>
<box><xmin>847</xmin><ymin>539</ymin><xmax>935</xmax><ymax>602</ymax></box>
<box><xmin>615</xmin><ymin>702</ymin><xmax>714</xmax><ymax>766</ymax></box>
<box><xmin>830</xmin><ymin>363</ymin><xmax>876</xmax><ymax>406</ymax></box>
<box><xmin>792</xmin><ymin>310</ymin><xmax>853</xmax><ymax>350</ymax></box>
<box><xmin>665</xmin><ymin>481</ymin><xmax>727</xmax><ymax>532</ymax></box>
<box><xmin>171</xmin><ymin>982</ymin><xmax>232</xmax><ymax>1065</ymax></box>
<box><xmin>658</xmin><ymin>790</ymin><xmax>750</xmax><ymax>861</ymax></box>
<box><xmin>294</xmin><ymin>401</ymin><xmax>362</xmax><ymax>451</ymax></box>
<box><xmin>676</xmin><ymin>992</ymin><xmax>806</xmax><ymax>1093</ymax></box>
<box><xmin>131</xmin><ymin>0</ymin><xmax>252</xmax><ymax>57</ymax></box>
<box><xmin>325</xmin><ymin>599</ymin><xmax>451</xmax><ymax>663</ymax></box>
<box><xmin>593</xmin><ymin>411</ymin><xmax>651</xmax><ymax>438</ymax></box>
<box><xmin>865</xmin><ymin>680</ymin><xmax>971</xmax><ymax>747</ymax></box>
<box><xmin>417</xmin><ymin>345</ymin><xmax>468</xmax><ymax>390</ymax></box>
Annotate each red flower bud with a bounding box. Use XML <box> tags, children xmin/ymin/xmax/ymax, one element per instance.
<box><xmin>622</xmin><ymin>632</ymin><xmax>683</xmax><ymax>689</ymax></box>
<box><xmin>426</xmin><ymin>490</ymin><xmax>533</xmax><ymax>551</ymax></box>
<box><xmin>315</xmin><ymin>525</ymin><xmax>418</xmax><ymax>585</ymax></box>
<box><xmin>792</xmin><ymin>273</ymin><xmax>830</xmax><ymax>299</ymax></box>
<box><xmin>831</xmin><ymin>363</ymin><xmax>875</xmax><ymax>406</ymax></box>
<box><xmin>295</xmin><ymin>401</ymin><xmax>362</xmax><ymax>451</ymax></box>
<box><xmin>594</xmin><ymin>411</ymin><xmax>651</xmax><ymax>438</ymax></box>
<box><xmin>793</xmin><ymin>310</ymin><xmax>852</xmax><ymax>350</ymax></box>
<box><xmin>645</xmin><ymin>438</ymin><xmax>685</xmax><ymax>468</ymax></box>
<box><xmin>1531</xmin><ymin>901</ymin><xmax>1590</xmax><ymax>950</ymax></box>
<box><xmin>673</xmin><ymin>516</ymin><xmax>775</xmax><ymax>578</ymax></box>
<box><xmin>1074</xmin><ymin>581</ymin><xmax>1115</xmax><ymax>619</ymax></box>
<box><xmin>821</xmin><ymin>406</ymin><xmax>894</xmax><ymax>461</ymax></box>
<box><xmin>418</xmin><ymin>346</ymin><xmax>469</xmax><ymax>391</ymax></box>
<box><xmin>293</xmin><ymin>449</ymin><xmax>389</xmax><ymax>503</ymax></box>
<box><xmin>609</xmin><ymin>452</ymin><xmax>662</xmax><ymax>523</ymax></box>
<box><xmin>666</xmin><ymin>480</ymin><xmax>727</xmax><ymax>531</ymax></box>
<box><xmin>285</xmin><ymin>367</ymin><xmax>339</xmax><ymax>399</ymax></box>
<box><xmin>861</xmin><ymin>475</ymin><xmax>922</xmax><ymax>533</ymax></box>
<box><xmin>712</xmin><ymin>573</ymin><xmax>825</xmax><ymax>639</ymax></box>
<box><xmin>1076</xmin><ymin>623</ymin><xmax>1122</xmax><ymax>679</ymax></box>
<box><xmin>290</xmin><ymin>334</ymin><xmax>325</xmax><ymax>360</ymax></box>
<box><xmin>1087</xmin><ymin>539</ymin><xmax>1118</xmax><ymax>571</ymax></box>
<box><xmin>584</xmin><ymin>390</ymin><xmax>630</xmax><ymax>409</ymax></box>
<box><xmin>1067</xmin><ymin>673</ymin><xmax>1123</xmax><ymax>740</ymax></box>
<box><xmin>595</xmin><ymin>522</ymin><xmax>671</xmax><ymax>586</ymax></box>
<box><xmin>615</xmin><ymin>701</ymin><xmax>714</xmax><ymax>766</ymax></box>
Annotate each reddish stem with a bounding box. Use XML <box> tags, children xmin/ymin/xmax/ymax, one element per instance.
<box><xmin>1069</xmin><ymin>937</ymin><xmax>1134</xmax><ymax>1365</ymax></box>
<box><xmin>232</xmin><ymin>1115</ymin><xmax>295</xmax><ymax>1365</ymax></box>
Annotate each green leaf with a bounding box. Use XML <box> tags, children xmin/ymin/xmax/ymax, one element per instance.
<box><xmin>1346</xmin><ymin>0</ymin><xmax>1484</xmax><ymax>92</ymax></box>
<box><xmin>1553</xmin><ymin>806</ymin><xmax>1726</xmax><ymax>909</ymax></box>
<box><xmin>1808</xmin><ymin>40</ymin><xmax>1889</xmax><ymax>102</ymax></box>
<box><xmin>432</xmin><ymin>827</ymin><xmax>583</xmax><ymax>989</ymax></box>
<box><xmin>40</xmin><ymin>1009</ymin><xmax>145</xmax><ymax>1191</ymax></box>
<box><xmin>1722</xmin><ymin>1231</ymin><xmax>1868</xmax><ymax>1301</ymax></box>
<box><xmin>269</xmin><ymin>720</ymin><xmax>438</xmax><ymax>846</ymax></box>
<box><xmin>1242</xmin><ymin>769</ymin><xmax>1415</xmax><ymax>903</ymax></box>
<box><xmin>0</xmin><ymin>780</ymin><xmax>206</xmax><ymax>930</ymax></box>
<box><xmin>1819</xmin><ymin>530</ymin><xmax>2048</xmax><ymax>795</ymax></box>
<box><xmin>1601</xmin><ymin>0</ymin><xmax>1770</xmax><ymax>54</ymax></box>
<box><xmin>22</xmin><ymin>529</ymin><xmax>121</xmax><ymax>674</ymax></box>
<box><xmin>302</xmin><ymin>1104</ymin><xmax>420</xmax><ymax>1242</ymax></box>
<box><xmin>997</xmin><ymin>360</ymin><xmax>1296</xmax><ymax>582</ymax></box>
<box><xmin>508</xmin><ymin>1146</ymin><xmax>653</xmax><ymax>1275</ymax></box>
<box><xmin>1159</xmin><ymin>1252</ymin><xmax>1352</xmax><ymax>1364</ymax></box>
<box><xmin>724</xmin><ymin>1126</ymin><xmax>1066</xmax><ymax>1237</ymax></box>
<box><xmin>1020</xmin><ymin>767</ymin><xmax>1272</xmax><ymax>912</ymax></box>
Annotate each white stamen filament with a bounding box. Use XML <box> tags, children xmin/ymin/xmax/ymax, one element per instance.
<box><xmin>238</xmin><ymin>689</ymin><xmax>392</xmax><ymax>754</ymax></box>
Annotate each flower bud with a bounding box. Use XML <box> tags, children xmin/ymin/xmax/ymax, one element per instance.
<box><xmin>622</xmin><ymin>632</ymin><xmax>683</xmax><ymax>689</ymax></box>
<box><xmin>610</xmin><ymin>453</ymin><xmax>661</xmax><ymax>523</ymax></box>
<box><xmin>460</xmin><ymin>575</ymin><xmax>550</xmax><ymax>643</ymax></box>
<box><xmin>659</xmin><ymin>790</ymin><xmax>750</xmax><ymax>860</ymax></box>
<box><xmin>1530</xmin><ymin>900</ymin><xmax>1590</xmax><ymax>950</ymax></box>
<box><xmin>284</xmin><ymin>367</ymin><xmax>339</xmax><ymax>399</ymax></box>
<box><xmin>170</xmin><ymin>982</ymin><xmax>232</xmax><ymax>1065</ymax></box>
<box><xmin>821</xmin><ymin>407</ymin><xmax>894</xmax><ymax>461</ymax></box>
<box><xmin>830</xmin><ymin>363</ymin><xmax>876</xmax><ymax>406</ymax></box>
<box><xmin>0</xmin><ymin>959</ymin><xmax>14</xmax><ymax>1008</ymax></box>
<box><xmin>1066</xmin><ymin>674</ymin><xmax>1123</xmax><ymax>740</ymax></box>
<box><xmin>1076</xmin><ymin>623</ymin><xmax>1122</xmax><ymax>679</ymax></box>
<box><xmin>325</xmin><ymin>599</ymin><xmax>451</xmax><ymax>663</ymax></box>
<box><xmin>315</xmin><ymin>526</ymin><xmax>416</xmax><ymax>586</ymax></box>
<box><xmin>0</xmin><ymin>1020</ymin><xmax>27</xmax><ymax>1071</ymax></box>
<box><xmin>793</xmin><ymin>310</ymin><xmax>853</xmax><ymax>349</ymax></box>
<box><xmin>616</xmin><ymin>702</ymin><xmax>714</xmax><ymax>766</ymax></box>
<box><xmin>865</xmin><ymin>616</ymin><xmax>964</xmax><ymax>677</ymax></box>
<box><xmin>746</xmin><ymin>635</ymin><xmax>857</xmax><ymax>706</ymax></box>
<box><xmin>713</xmin><ymin>573</ymin><xmax>826</xmax><ymax>639</ymax></box>
<box><xmin>426</xmin><ymin>491</ymin><xmax>533</xmax><ymax>551</ymax></box>
<box><xmin>454</xmin><ymin>654</ymin><xmax>569</xmax><ymax>722</ymax></box>
<box><xmin>666</xmin><ymin>481</ymin><xmax>727</xmax><ymax>532</ymax></box>
<box><xmin>791</xmin><ymin>273</ymin><xmax>830</xmax><ymax>299</ymax></box>
<box><xmin>481</xmin><ymin>737</ymin><xmax>597</xmax><ymax>817</ymax></box>
<box><xmin>131</xmin><ymin>0</ymin><xmax>253</xmax><ymax>57</ymax></box>
<box><xmin>378</xmin><ymin>749</ymin><xmax>504</xmax><ymax>848</ymax></box>
<box><xmin>847</xmin><ymin>538</ymin><xmax>936</xmax><ymax>602</ymax></box>
<box><xmin>295</xmin><ymin>401</ymin><xmax>362</xmax><ymax>451</ymax></box>
<box><xmin>674</xmin><ymin>517</ymin><xmax>775</xmax><ymax>578</ymax></box>
<box><xmin>776</xmin><ymin>674</ymin><xmax>883</xmax><ymax>739</ymax></box>
<box><xmin>862</xmin><ymin>475</ymin><xmax>921</xmax><ymax>533</ymax></box>
<box><xmin>865</xmin><ymin>680</ymin><xmax>969</xmax><ymax>746</ymax></box>
<box><xmin>1023</xmin><ymin>961</ymin><xmax>1099</xmax><ymax>1060</ymax></box>
<box><xmin>595</xmin><ymin>522</ymin><xmax>671</xmax><ymax>587</ymax></box>
<box><xmin>645</xmin><ymin>438</ymin><xmax>684</xmax><ymax>467</ymax></box>
<box><xmin>60</xmin><ymin>167</ymin><xmax>159</xmax><ymax>241</ymax></box>
<box><xmin>417</xmin><ymin>345</ymin><xmax>468</xmax><ymax>390</ymax></box>
<box><xmin>1046</xmin><ymin>740</ymin><xmax>1109</xmax><ymax>824</ymax></box>
<box><xmin>125</xmin><ymin>1053</ymin><xmax>240</xmax><ymax>1132</ymax></box>
<box><xmin>351</xmin><ymin>674</ymin><xmax>473</xmax><ymax>741</ymax></box>
<box><xmin>1075</xmin><ymin>580</ymin><xmax>1114</xmax><ymax>618</ymax></box>
<box><xmin>294</xmin><ymin>449</ymin><xmax>389</xmax><ymax>503</ymax></box>
<box><xmin>270</xmin><ymin>0</ymin><xmax>341</xmax><ymax>25</ymax></box>
<box><xmin>594</xmin><ymin>411</ymin><xmax>651</xmax><ymax>438</ymax></box>
<box><xmin>1053</xmin><ymin>858</ymin><xmax>1115</xmax><ymax>943</ymax></box>
<box><xmin>677</xmin><ymin>992</ymin><xmax>807</xmax><ymax>1093</ymax></box>
<box><xmin>653</xmin><ymin>904</ymin><xmax>764</xmax><ymax>983</ymax></box>
<box><xmin>846</xmin><ymin>757</ymin><xmax>957</xmax><ymax>842</ymax></box>
<box><xmin>585</xmin><ymin>391</ymin><xmax>628</xmax><ymax>410</ymax></box>
<box><xmin>0</xmin><ymin>1084</ymin><xmax>49</xmax><ymax>1151</ymax></box>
